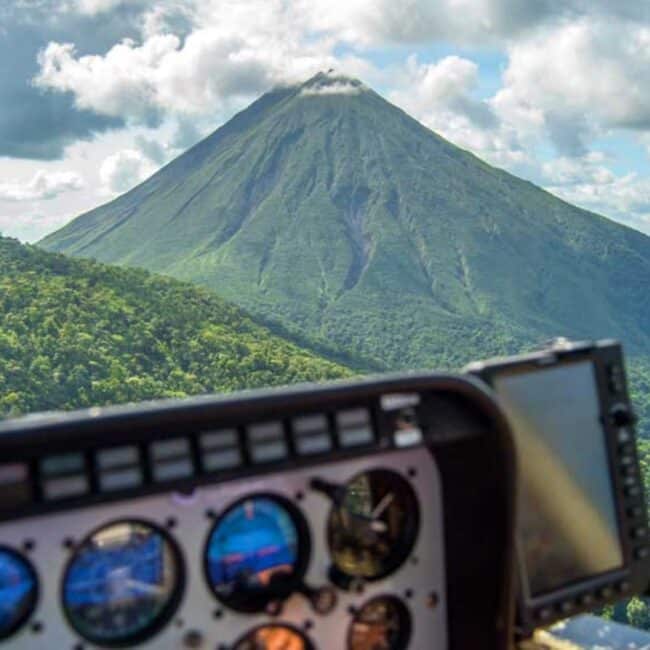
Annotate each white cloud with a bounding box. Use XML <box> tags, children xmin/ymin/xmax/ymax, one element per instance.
<box><xmin>66</xmin><ymin>0</ymin><xmax>131</xmax><ymax>15</ymax></box>
<box><xmin>35</xmin><ymin>36</ymin><xmax>183</xmax><ymax>124</ymax></box>
<box><xmin>300</xmin><ymin>0</ymin><xmax>648</xmax><ymax>47</ymax></box>
<box><xmin>385</xmin><ymin>48</ymin><xmax>650</xmax><ymax>234</ymax></box>
<box><xmin>541</xmin><ymin>152</ymin><xmax>615</xmax><ymax>187</ymax></box>
<box><xmin>99</xmin><ymin>149</ymin><xmax>156</xmax><ymax>195</ymax></box>
<box><xmin>300</xmin><ymin>74</ymin><xmax>366</xmax><ymax>96</ymax></box>
<box><xmin>170</xmin><ymin>118</ymin><xmax>207</xmax><ymax>150</ymax></box>
<box><xmin>33</xmin><ymin>0</ymin><xmax>359</xmax><ymax>125</ymax></box>
<box><xmin>391</xmin><ymin>55</ymin><xmax>495</xmax><ymax>126</ymax></box>
<box><xmin>300</xmin><ymin>82</ymin><xmax>364</xmax><ymax>96</ymax></box>
<box><xmin>134</xmin><ymin>135</ymin><xmax>169</xmax><ymax>165</ymax></box>
<box><xmin>542</xmin><ymin>152</ymin><xmax>650</xmax><ymax>234</ymax></box>
<box><xmin>493</xmin><ymin>18</ymin><xmax>650</xmax><ymax>157</ymax></box>
<box><xmin>301</xmin><ymin>0</ymin><xmax>532</xmax><ymax>46</ymax></box>
<box><xmin>0</xmin><ymin>170</ymin><xmax>84</xmax><ymax>202</ymax></box>
<box><xmin>389</xmin><ymin>55</ymin><xmax>528</xmax><ymax>170</ymax></box>
<box><xmin>0</xmin><ymin>212</ymin><xmax>72</xmax><ymax>243</ymax></box>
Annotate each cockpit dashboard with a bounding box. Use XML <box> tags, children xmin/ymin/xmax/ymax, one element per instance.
<box><xmin>0</xmin><ymin>374</ymin><xmax>516</xmax><ymax>649</ymax></box>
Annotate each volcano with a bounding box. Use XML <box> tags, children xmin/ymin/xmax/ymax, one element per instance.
<box><xmin>40</xmin><ymin>72</ymin><xmax>650</xmax><ymax>371</ymax></box>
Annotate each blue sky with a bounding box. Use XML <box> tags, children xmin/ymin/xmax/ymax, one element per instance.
<box><xmin>2</xmin><ymin>0</ymin><xmax>650</xmax><ymax>241</ymax></box>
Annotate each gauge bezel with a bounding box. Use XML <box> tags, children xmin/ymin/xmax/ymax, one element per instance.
<box><xmin>203</xmin><ymin>493</ymin><xmax>311</xmax><ymax>613</ymax></box>
<box><xmin>347</xmin><ymin>594</ymin><xmax>412</xmax><ymax>650</ymax></box>
<box><xmin>0</xmin><ymin>545</ymin><xmax>39</xmax><ymax>641</ymax></box>
<box><xmin>61</xmin><ymin>517</ymin><xmax>185</xmax><ymax>648</ymax></box>
<box><xmin>327</xmin><ymin>467</ymin><xmax>420</xmax><ymax>582</ymax></box>
<box><xmin>232</xmin><ymin>622</ymin><xmax>315</xmax><ymax>650</ymax></box>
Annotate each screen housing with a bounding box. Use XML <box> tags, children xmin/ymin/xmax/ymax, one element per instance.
<box><xmin>467</xmin><ymin>340</ymin><xmax>650</xmax><ymax>639</ymax></box>
<box><xmin>493</xmin><ymin>359</ymin><xmax>624</xmax><ymax>599</ymax></box>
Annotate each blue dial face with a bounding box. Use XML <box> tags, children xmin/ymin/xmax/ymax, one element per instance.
<box><xmin>62</xmin><ymin>521</ymin><xmax>182</xmax><ymax>645</ymax></box>
<box><xmin>0</xmin><ymin>548</ymin><xmax>37</xmax><ymax>639</ymax></box>
<box><xmin>205</xmin><ymin>496</ymin><xmax>302</xmax><ymax>611</ymax></box>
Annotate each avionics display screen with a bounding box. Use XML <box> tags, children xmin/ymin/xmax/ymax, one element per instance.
<box><xmin>493</xmin><ymin>361</ymin><xmax>623</xmax><ymax>598</ymax></box>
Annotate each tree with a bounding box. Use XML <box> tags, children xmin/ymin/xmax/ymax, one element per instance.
<box><xmin>626</xmin><ymin>596</ymin><xmax>650</xmax><ymax>630</ymax></box>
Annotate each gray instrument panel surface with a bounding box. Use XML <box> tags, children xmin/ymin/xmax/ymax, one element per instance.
<box><xmin>0</xmin><ymin>446</ymin><xmax>446</xmax><ymax>648</ymax></box>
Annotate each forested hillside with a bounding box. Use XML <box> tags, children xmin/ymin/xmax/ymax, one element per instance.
<box><xmin>0</xmin><ymin>236</ymin><xmax>350</xmax><ymax>418</ymax></box>
<box><xmin>630</xmin><ymin>359</ymin><xmax>650</xmax><ymax>439</ymax></box>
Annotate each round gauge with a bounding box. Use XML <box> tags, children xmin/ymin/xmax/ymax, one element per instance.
<box><xmin>62</xmin><ymin>520</ymin><xmax>184</xmax><ymax>647</ymax></box>
<box><xmin>204</xmin><ymin>494</ymin><xmax>309</xmax><ymax>612</ymax></box>
<box><xmin>348</xmin><ymin>596</ymin><xmax>411</xmax><ymax>650</ymax></box>
<box><xmin>327</xmin><ymin>469</ymin><xmax>419</xmax><ymax>580</ymax></box>
<box><xmin>233</xmin><ymin>624</ymin><xmax>315</xmax><ymax>650</ymax></box>
<box><xmin>0</xmin><ymin>547</ymin><xmax>38</xmax><ymax>640</ymax></box>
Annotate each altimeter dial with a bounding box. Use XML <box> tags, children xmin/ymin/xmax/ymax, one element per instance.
<box><xmin>321</xmin><ymin>469</ymin><xmax>419</xmax><ymax>581</ymax></box>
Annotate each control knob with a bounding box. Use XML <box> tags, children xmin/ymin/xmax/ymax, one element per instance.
<box><xmin>609</xmin><ymin>404</ymin><xmax>636</xmax><ymax>428</ymax></box>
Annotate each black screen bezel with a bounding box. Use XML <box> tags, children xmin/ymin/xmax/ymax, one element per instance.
<box><xmin>490</xmin><ymin>358</ymin><xmax>625</xmax><ymax>600</ymax></box>
<box><xmin>467</xmin><ymin>341</ymin><xmax>647</xmax><ymax>639</ymax></box>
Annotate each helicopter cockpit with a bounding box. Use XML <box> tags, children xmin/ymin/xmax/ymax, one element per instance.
<box><xmin>0</xmin><ymin>339</ymin><xmax>646</xmax><ymax>649</ymax></box>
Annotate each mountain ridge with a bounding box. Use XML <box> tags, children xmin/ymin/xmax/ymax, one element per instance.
<box><xmin>0</xmin><ymin>235</ymin><xmax>351</xmax><ymax>417</ymax></box>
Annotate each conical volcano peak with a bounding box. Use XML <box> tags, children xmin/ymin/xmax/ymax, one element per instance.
<box><xmin>40</xmin><ymin>74</ymin><xmax>650</xmax><ymax>376</ymax></box>
<box><xmin>299</xmin><ymin>70</ymin><xmax>367</xmax><ymax>96</ymax></box>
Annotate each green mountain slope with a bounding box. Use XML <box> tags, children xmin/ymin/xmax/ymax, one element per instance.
<box><xmin>0</xmin><ymin>236</ymin><xmax>350</xmax><ymax>418</ymax></box>
<box><xmin>40</xmin><ymin>73</ymin><xmax>650</xmax><ymax>432</ymax></box>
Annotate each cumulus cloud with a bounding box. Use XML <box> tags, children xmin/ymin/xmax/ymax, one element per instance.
<box><xmin>301</xmin><ymin>82</ymin><xmax>364</xmax><ymax>96</ymax></box>
<box><xmin>99</xmin><ymin>149</ymin><xmax>156</xmax><ymax>194</ymax></box>
<box><xmin>392</xmin><ymin>56</ymin><xmax>497</xmax><ymax>127</ymax></box>
<box><xmin>69</xmin><ymin>0</ymin><xmax>130</xmax><ymax>14</ymax></box>
<box><xmin>386</xmin><ymin>43</ymin><xmax>650</xmax><ymax>232</ymax></box>
<box><xmin>17</xmin><ymin>0</ymin><xmax>650</xmax><ymax>167</ymax></box>
<box><xmin>33</xmin><ymin>1</ymin><xmax>341</xmax><ymax>125</ymax></box>
<box><xmin>389</xmin><ymin>55</ymin><xmax>527</xmax><ymax>169</ymax></box>
<box><xmin>0</xmin><ymin>170</ymin><xmax>84</xmax><ymax>202</ymax></box>
<box><xmin>301</xmin><ymin>0</ymin><xmax>544</xmax><ymax>46</ymax></box>
<box><xmin>301</xmin><ymin>0</ymin><xmax>649</xmax><ymax>47</ymax></box>
<box><xmin>134</xmin><ymin>134</ymin><xmax>169</xmax><ymax>165</ymax></box>
<box><xmin>541</xmin><ymin>152</ymin><xmax>650</xmax><ymax>233</ymax></box>
<box><xmin>548</xmin><ymin>173</ymin><xmax>650</xmax><ymax>233</ymax></box>
<box><xmin>170</xmin><ymin>118</ymin><xmax>207</xmax><ymax>150</ymax></box>
<box><xmin>0</xmin><ymin>212</ymin><xmax>70</xmax><ymax>243</ymax></box>
<box><xmin>300</xmin><ymin>73</ymin><xmax>366</xmax><ymax>96</ymax></box>
<box><xmin>493</xmin><ymin>18</ymin><xmax>650</xmax><ymax>157</ymax></box>
<box><xmin>541</xmin><ymin>152</ymin><xmax>615</xmax><ymax>187</ymax></box>
<box><xmin>0</xmin><ymin>1</ymin><xmax>137</xmax><ymax>159</ymax></box>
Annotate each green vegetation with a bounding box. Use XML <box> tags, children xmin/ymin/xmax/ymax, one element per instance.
<box><xmin>626</xmin><ymin>597</ymin><xmax>650</xmax><ymax>630</ymax></box>
<box><xmin>600</xmin><ymin>596</ymin><xmax>650</xmax><ymax>630</ymax></box>
<box><xmin>607</xmin><ymin>432</ymin><xmax>650</xmax><ymax>630</ymax></box>
<box><xmin>630</xmin><ymin>358</ymin><xmax>650</xmax><ymax>438</ymax></box>
<box><xmin>41</xmin><ymin>73</ymin><xmax>650</xmax><ymax>386</ymax></box>
<box><xmin>637</xmin><ymin>438</ymin><xmax>650</xmax><ymax>516</ymax></box>
<box><xmin>0</xmin><ymin>236</ymin><xmax>351</xmax><ymax>418</ymax></box>
<box><xmin>26</xmin><ymin>71</ymin><xmax>650</xmax><ymax>438</ymax></box>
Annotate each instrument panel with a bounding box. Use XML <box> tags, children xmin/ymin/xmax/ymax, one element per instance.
<box><xmin>0</xmin><ymin>448</ymin><xmax>446</xmax><ymax>648</ymax></box>
<box><xmin>0</xmin><ymin>373</ymin><xmax>517</xmax><ymax>649</ymax></box>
